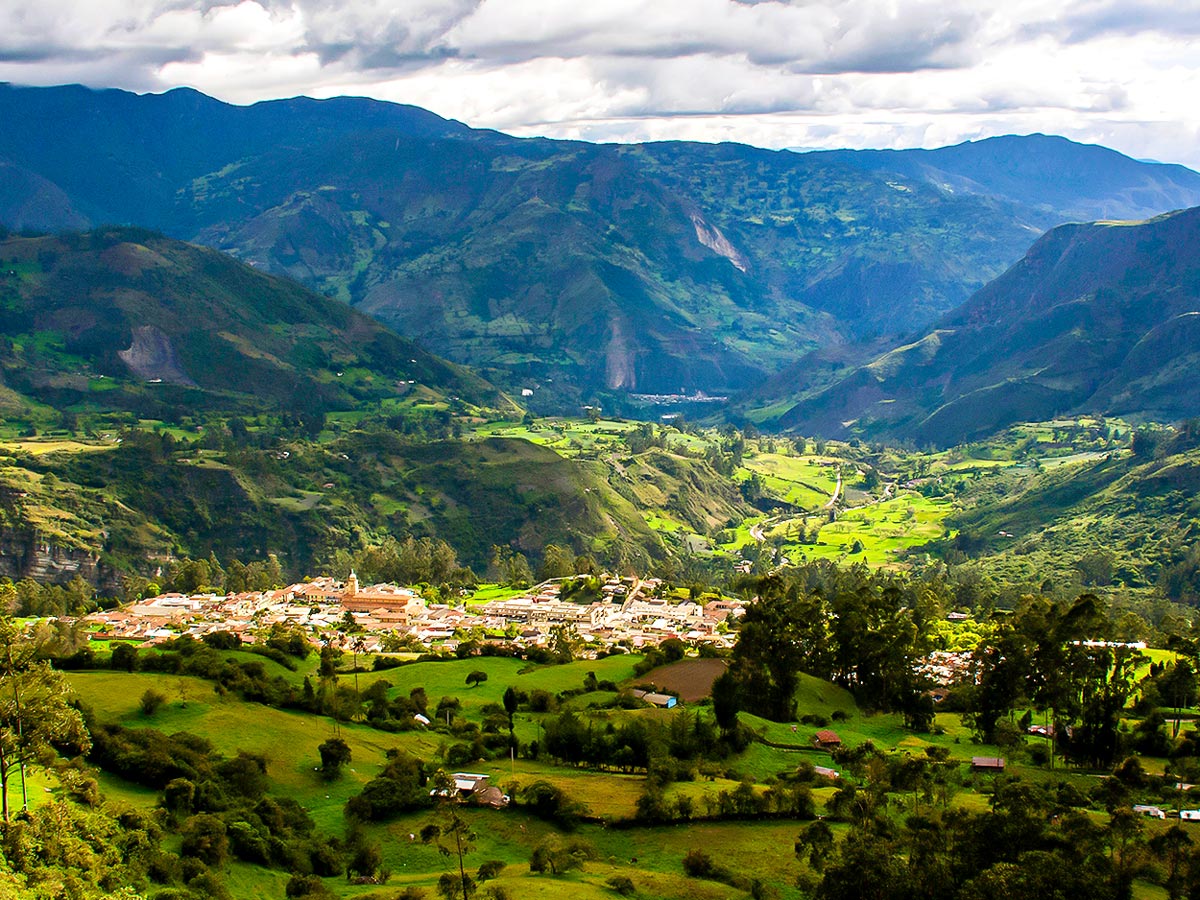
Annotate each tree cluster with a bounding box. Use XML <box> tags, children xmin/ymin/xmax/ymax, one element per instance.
<box><xmin>726</xmin><ymin>564</ymin><xmax>936</xmax><ymax>722</ymax></box>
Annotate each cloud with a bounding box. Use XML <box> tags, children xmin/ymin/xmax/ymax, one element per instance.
<box><xmin>0</xmin><ymin>0</ymin><xmax>1197</xmax><ymax>168</ymax></box>
<box><xmin>1048</xmin><ymin>0</ymin><xmax>1200</xmax><ymax>42</ymax></box>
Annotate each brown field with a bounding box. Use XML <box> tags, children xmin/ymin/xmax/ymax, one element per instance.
<box><xmin>634</xmin><ymin>657</ymin><xmax>727</xmax><ymax>702</ymax></box>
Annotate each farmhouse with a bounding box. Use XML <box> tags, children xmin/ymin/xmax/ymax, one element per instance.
<box><xmin>630</xmin><ymin>689</ymin><xmax>677</xmax><ymax>708</ymax></box>
<box><xmin>430</xmin><ymin>773</ymin><xmax>511</xmax><ymax>809</ymax></box>
<box><xmin>813</xmin><ymin>730</ymin><xmax>842</xmax><ymax>751</ymax></box>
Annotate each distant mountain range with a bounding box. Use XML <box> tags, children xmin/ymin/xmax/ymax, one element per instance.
<box><xmin>749</xmin><ymin>206</ymin><xmax>1200</xmax><ymax>445</ymax></box>
<box><xmin>0</xmin><ymin>226</ymin><xmax>501</xmax><ymax>422</ymax></box>
<box><xmin>4</xmin><ymin>83</ymin><xmax>1200</xmax><ymax>406</ymax></box>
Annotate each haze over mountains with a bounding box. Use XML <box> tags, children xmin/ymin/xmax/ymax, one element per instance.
<box><xmin>4</xmin><ymin>82</ymin><xmax>1200</xmax><ymax>418</ymax></box>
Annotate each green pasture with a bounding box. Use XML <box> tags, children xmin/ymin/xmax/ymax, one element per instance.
<box><xmin>466</xmin><ymin>583</ymin><xmax>530</xmax><ymax>605</ymax></box>
<box><xmin>373</xmin><ymin>655</ymin><xmax>642</xmax><ymax>712</ymax></box>
<box><xmin>65</xmin><ymin>670</ymin><xmax>427</xmax><ymax>833</ymax></box>
<box><xmin>59</xmin><ymin>645</ymin><xmax>1176</xmax><ymax>900</ymax></box>
<box><xmin>766</xmin><ymin>490</ymin><xmax>951</xmax><ymax>566</ymax></box>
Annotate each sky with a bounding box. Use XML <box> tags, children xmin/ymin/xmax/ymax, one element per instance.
<box><xmin>2</xmin><ymin>0</ymin><xmax>1199</xmax><ymax>168</ymax></box>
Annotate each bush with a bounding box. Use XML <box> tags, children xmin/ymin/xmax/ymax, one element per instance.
<box><xmin>437</xmin><ymin>872</ymin><xmax>475</xmax><ymax>899</ymax></box>
<box><xmin>476</xmin><ymin>860</ymin><xmax>506</xmax><ymax>881</ymax></box>
<box><xmin>286</xmin><ymin>874</ymin><xmax>333</xmax><ymax>898</ymax></box>
<box><xmin>607</xmin><ymin>875</ymin><xmax>637</xmax><ymax>895</ymax></box>
<box><xmin>682</xmin><ymin>849</ymin><xmax>733</xmax><ymax>883</ymax></box>
<box><xmin>140</xmin><ymin>689</ymin><xmax>167</xmax><ymax>716</ymax></box>
<box><xmin>529</xmin><ymin>836</ymin><xmax>596</xmax><ymax>874</ymax></box>
<box><xmin>180</xmin><ymin>813</ymin><xmax>229</xmax><ymax>867</ymax></box>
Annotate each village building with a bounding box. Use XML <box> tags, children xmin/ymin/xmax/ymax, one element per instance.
<box><xmin>629</xmin><ymin>689</ymin><xmax>677</xmax><ymax>709</ymax></box>
<box><xmin>813</xmin><ymin>730</ymin><xmax>842</xmax><ymax>751</ymax></box>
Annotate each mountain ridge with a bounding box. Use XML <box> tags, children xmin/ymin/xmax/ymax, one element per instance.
<box><xmin>0</xmin><ymin>225</ymin><xmax>505</xmax><ymax>422</ymax></box>
<box><xmin>4</xmin><ymin>83</ymin><xmax>1200</xmax><ymax>405</ymax></box>
<box><xmin>757</xmin><ymin>205</ymin><xmax>1200</xmax><ymax>444</ymax></box>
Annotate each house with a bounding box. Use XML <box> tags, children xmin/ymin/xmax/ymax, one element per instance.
<box><xmin>630</xmin><ymin>689</ymin><xmax>677</xmax><ymax>709</ymax></box>
<box><xmin>1182</xmin><ymin>810</ymin><xmax>1200</xmax><ymax>822</ymax></box>
<box><xmin>813</xmin><ymin>730</ymin><xmax>842</xmax><ymax>751</ymax></box>
<box><xmin>1133</xmin><ymin>805</ymin><xmax>1167</xmax><ymax>819</ymax></box>
<box><xmin>431</xmin><ymin>773</ymin><xmax>495</xmax><ymax>802</ymax></box>
<box><xmin>970</xmin><ymin>757</ymin><xmax>1006</xmax><ymax>772</ymax></box>
<box><xmin>450</xmin><ymin>773</ymin><xmax>489</xmax><ymax>795</ymax></box>
<box><xmin>813</xmin><ymin>766</ymin><xmax>840</xmax><ymax>780</ymax></box>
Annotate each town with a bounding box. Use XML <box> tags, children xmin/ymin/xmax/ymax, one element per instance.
<box><xmin>88</xmin><ymin>571</ymin><xmax>747</xmax><ymax>656</ymax></box>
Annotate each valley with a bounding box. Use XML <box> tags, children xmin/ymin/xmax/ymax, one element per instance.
<box><xmin>1</xmin><ymin>81</ymin><xmax>1200</xmax><ymax>900</ymax></box>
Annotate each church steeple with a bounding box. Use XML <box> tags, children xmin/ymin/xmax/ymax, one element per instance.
<box><xmin>346</xmin><ymin>570</ymin><xmax>359</xmax><ymax>597</ymax></box>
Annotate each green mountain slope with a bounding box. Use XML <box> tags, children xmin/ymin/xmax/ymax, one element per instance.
<box><xmin>0</xmin><ymin>226</ymin><xmax>504</xmax><ymax>422</ymax></box>
<box><xmin>4</xmin><ymin>84</ymin><xmax>1200</xmax><ymax>404</ymax></box>
<box><xmin>941</xmin><ymin>435</ymin><xmax>1200</xmax><ymax>600</ymax></box>
<box><xmin>758</xmin><ymin>206</ymin><xmax>1200</xmax><ymax>444</ymax></box>
<box><xmin>0</xmin><ymin>425</ymin><xmax>757</xmax><ymax>583</ymax></box>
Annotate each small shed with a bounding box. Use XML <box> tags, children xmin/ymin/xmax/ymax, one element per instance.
<box><xmin>1181</xmin><ymin>809</ymin><xmax>1200</xmax><ymax>822</ymax></box>
<box><xmin>813</xmin><ymin>730</ymin><xmax>842</xmax><ymax>751</ymax></box>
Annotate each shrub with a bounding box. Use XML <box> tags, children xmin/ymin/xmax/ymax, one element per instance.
<box><xmin>607</xmin><ymin>875</ymin><xmax>637</xmax><ymax>895</ymax></box>
<box><xmin>476</xmin><ymin>860</ymin><xmax>506</xmax><ymax>881</ymax></box>
<box><xmin>286</xmin><ymin>874</ymin><xmax>333</xmax><ymax>898</ymax></box>
<box><xmin>529</xmin><ymin>836</ymin><xmax>596</xmax><ymax>874</ymax></box>
<box><xmin>140</xmin><ymin>689</ymin><xmax>167</xmax><ymax>716</ymax></box>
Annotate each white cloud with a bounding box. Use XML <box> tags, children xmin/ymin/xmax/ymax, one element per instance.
<box><xmin>0</xmin><ymin>0</ymin><xmax>1198</xmax><ymax>168</ymax></box>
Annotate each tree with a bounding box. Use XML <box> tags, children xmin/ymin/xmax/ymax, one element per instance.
<box><xmin>424</xmin><ymin>771</ymin><xmax>477</xmax><ymax>900</ymax></box>
<box><xmin>548</xmin><ymin>624</ymin><xmax>581</xmax><ymax>663</ymax></box>
<box><xmin>539</xmin><ymin>544</ymin><xmax>576</xmax><ymax>581</ymax></box>
<box><xmin>796</xmin><ymin>820</ymin><xmax>835</xmax><ymax>872</ymax></box>
<box><xmin>0</xmin><ymin>616</ymin><xmax>90</xmax><ymax>820</ymax></box>
<box><xmin>530</xmin><ymin>835</ymin><xmax>596</xmax><ymax>875</ymax></box>
<box><xmin>111</xmin><ymin>642</ymin><xmax>138</xmax><ymax>673</ymax></box>
<box><xmin>711</xmin><ymin>670</ymin><xmax>740</xmax><ymax>735</ymax></box>
<box><xmin>180</xmin><ymin>813</ymin><xmax>230</xmax><ymax>866</ymax></box>
<box><xmin>318</xmin><ymin>737</ymin><xmax>352</xmax><ymax>779</ymax></box>
<box><xmin>503</xmin><ymin>686</ymin><xmax>519</xmax><ymax>741</ymax></box>
<box><xmin>727</xmin><ymin>574</ymin><xmax>815</xmax><ymax>720</ymax></box>
<box><xmin>465</xmin><ymin>671</ymin><xmax>488</xmax><ymax>688</ymax></box>
<box><xmin>1151</xmin><ymin>825</ymin><xmax>1193</xmax><ymax>900</ymax></box>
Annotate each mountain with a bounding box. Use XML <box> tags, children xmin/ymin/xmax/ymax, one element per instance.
<box><xmin>932</xmin><ymin>428</ymin><xmax>1200</xmax><ymax>599</ymax></box>
<box><xmin>819</xmin><ymin>134</ymin><xmax>1200</xmax><ymax>223</ymax></box>
<box><xmin>4</xmin><ymin>84</ymin><xmax>1200</xmax><ymax>404</ymax></box>
<box><xmin>0</xmin><ymin>226</ymin><xmax>504</xmax><ymax>423</ymax></box>
<box><xmin>755</xmin><ymin>206</ymin><xmax>1200</xmax><ymax>445</ymax></box>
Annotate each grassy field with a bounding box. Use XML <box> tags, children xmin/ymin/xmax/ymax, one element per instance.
<box><xmin>66</xmin><ymin>662</ymin><xmax>805</xmax><ymax>897</ymax></box>
<box><xmin>60</xmin><ymin>638</ymin><xmax>1183</xmax><ymax>900</ymax></box>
